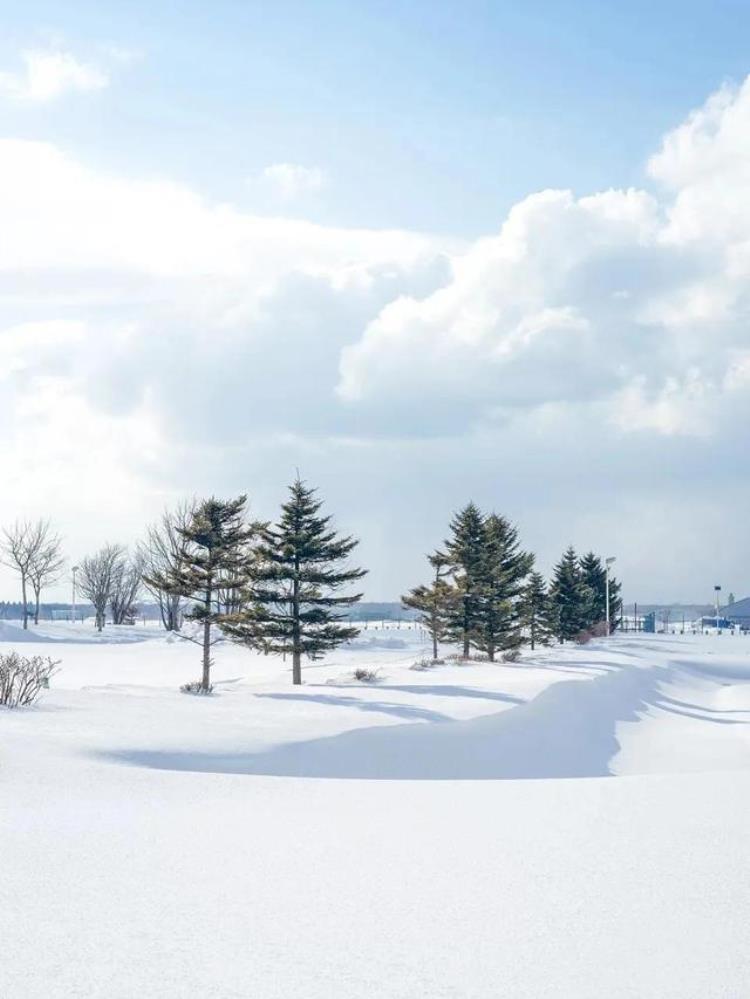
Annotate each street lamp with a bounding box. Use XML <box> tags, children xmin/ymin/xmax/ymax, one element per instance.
<box><xmin>605</xmin><ymin>557</ymin><xmax>616</xmax><ymax>635</ymax></box>
<box><xmin>71</xmin><ymin>565</ymin><xmax>80</xmax><ymax>625</ymax></box>
<box><xmin>714</xmin><ymin>585</ymin><xmax>721</xmax><ymax>631</ymax></box>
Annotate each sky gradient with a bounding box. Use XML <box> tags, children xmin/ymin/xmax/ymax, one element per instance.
<box><xmin>1</xmin><ymin>1</ymin><xmax>749</xmax><ymax>604</ymax></box>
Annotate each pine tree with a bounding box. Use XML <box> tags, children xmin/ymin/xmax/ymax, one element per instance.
<box><xmin>226</xmin><ymin>478</ymin><xmax>366</xmax><ymax>685</ymax></box>
<box><xmin>143</xmin><ymin>495</ymin><xmax>257</xmax><ymax>692</ymax></box>
<box><xmin>549</xmin><ymin>546</ymin><xmax>588</xmax><ymax>642</ymax></box>
<box><xmin>402</xmin><ymin>552</ymin><xmax>456</xmax><ymax>660</ymax></box>
<box><xmin>579</xmin><ymin>552</ymin><xmax>606</xmax><ymax>629</ymax></box>
<box><xmin>444</xmin><ymin>502</ymin><xmax>486</xmax><ymax>658</ymax></box>
<box><xmin>521</xmin><ymin>571</ymin><xmax>554</xmax><ymax>650</ymax></box>
<box><xmin>579</xmin><ymin>551</ymin><xmax>622</xmax><ymax>633</ymax></box>
<box><xmin>472</xmin><ymin>514</ymin><xmax>533</xmax><ymax>661</ymax></box>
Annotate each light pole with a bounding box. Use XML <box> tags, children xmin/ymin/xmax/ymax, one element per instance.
<box><xmin>605</xmin><ymin>557</ymin><xmax>616</xmax><ymax>634</ymax></box>
<box><xmin>71</xmin><ymin>565</ymin><xmax>79</xmax><ymax>625</ymax></box>
<box><xmin>714</xmin><ymin>585</ymin><xmax>721</xmax><ymax>631</ymax></box>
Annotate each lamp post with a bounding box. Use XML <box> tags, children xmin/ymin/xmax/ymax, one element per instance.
<box><xmin>605</xmin><ymin>557</ymin><xmax>616</xmax><ymax>635</ymax></box>
<box><xmin>714</xmin><ymin>584</ymin><xmax>721</xmax><ymax>631</ymax></box>
<box><xmin>71</xmin><ymin>565</ymin><xmax>79</xmax><ymax>625</ymax></box>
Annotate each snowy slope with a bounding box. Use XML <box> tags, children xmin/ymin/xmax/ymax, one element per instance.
<box><xmin>1</xmin><ymin>626</ymin><xmax>748</xmax><ymax>998</ymax></box>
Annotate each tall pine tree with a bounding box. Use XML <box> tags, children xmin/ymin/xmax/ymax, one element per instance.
<box><xmin>226</xmin><ymin>478</ymin><xmax>366</xmax><ymax>685</ymax></box>
<box><xmin>549</xmin><ymin>546</ymin><xmax>588</xmax><ymax>642</ymax></box>
<box><xmin>444</xmin><ymin>502</ymin><xmax>486</xmax><ymax>658</ymax></box>
<box><xmin>472</xmin><ymin>514</ymin><xmax>533</xmax><ymax>661</ymax></box>
<box><xmin>520</xmin><ymin>571</ymin><xmax>554</xmax><ymax>650</ymax></box>
<box><xmin>401</xmin><ymin>552</ymin><xmax>456</xmax><ymax>660</ymax></box>
<box><xmin>144</xmin><ymin>495</ymin><xmax>257</xmax><ymax>692</ymax></box>
<box><xmin>579</xmin><ymin>551</ymin><xmax>622</xmax><ymax>633</ymax></box>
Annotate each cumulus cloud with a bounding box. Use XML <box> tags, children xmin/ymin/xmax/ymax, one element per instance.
<box><xmin>0</xmin><ymin>48</ymin><xmax>108</xmax><ymax>102</ymax></box>
<box><xmin>2</xmin><ymin>77</ymin><xmax>750</xmax><ymax>598</ymax></box>
<box><xmin>259</xmin><ymin>163</ymin><xmax>327</xmax><ymax>200</ymax></box>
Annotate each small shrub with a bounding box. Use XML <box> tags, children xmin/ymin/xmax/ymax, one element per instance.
<box><xmin>575</xmin><ymin>630</ymin><xmax>593</xmax><ymax>645</ymax></box>
<box><xmin>590</xmin><ymin>620</ymin><xmax>610</xmax><ymax>638</ymax></box>
<box><xmin>180</xmin><ymin>681</ymin><xmax>214</xmax><ymax>695</ymax></box>
<box><xmin>353</xmin><ymin>667</ymin><xmax>380</xmax><ymax>683</ymax></box>
<box><xmin>410</xmin><ymin>657</ymin><xmax>444</xmax><ymax>671</ymax></box>
<box><xmin>0</xmin><ymin>651</ymin><xmax>60</xmax><ymax>708</ymax></box>
<box><xmin>502</xmin><ymin>648</ymin><xmax>521</xmax><ymax>663</ymax></box>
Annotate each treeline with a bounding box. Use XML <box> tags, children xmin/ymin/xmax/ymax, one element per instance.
<box><xmin>2</xmin><ymin>491</ymin><xmax>621</xmax><ymax>692</ymax></box>
<box><xmin>402</xmin><ymin>502</ymin><xmax>621</xmax><ymax>661</ymax></box>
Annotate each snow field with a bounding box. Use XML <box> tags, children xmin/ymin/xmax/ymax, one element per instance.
<box><xmin>2</xmin><ymin>625</ymin><xmax>749</xmax><ymax>997</ymax></box>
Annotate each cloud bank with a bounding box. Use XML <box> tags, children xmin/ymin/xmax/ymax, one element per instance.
<box><xmin>2</xmin><ymin>77</ymin><xmax>750</xmax><ymax>599</ymax></box>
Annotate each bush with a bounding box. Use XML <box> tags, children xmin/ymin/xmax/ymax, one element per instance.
<box><xmin>180</xmin><ymin>681</ymin><xmax>214</xmax><ymax>695</ymax></box>
<box><xmin>590</xmin><ymin>620</ymin><xmax>610</xmax><ymax>637</ymax></box>
<box><xmin>0</xmin><ymin>651</ymin><xmax>60</xmax><ymax>708</ymax></box>
<box><xmin>410</xmin><ymin>657</ymin><xmax>445</xmax><ymax>671</ymax></box>
<box><xmin>502</xmin><ymin>648</ymin><xmax>521</xmax><ymax>663</ymax></box>
<box><xmin>353</xmin><ymin>667</ymin><xmax>380</xmax><ymax>683</ymax></box>
<box><xmin>575</xmin><ymin>630</ymin><xmax>593</xmax><ymax>645</ymax></box>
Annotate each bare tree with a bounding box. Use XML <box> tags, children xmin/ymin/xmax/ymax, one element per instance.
<box><xmin>78</xmin><ymin>544</ymin><xmax>125</xmax><ymax>631</ymax></box>
<box><xmin>110</xmin><ymin>549</ymin><xmax>145</xmax><ymax>625</ymax></box>
<box><xmin>139</xmin><ymin>500</ymin><xmax>196</xmax><ymax>632</ymax></box>
<box><xmin>29</xmin><ymin>531</ymin><xmax>66</xmax><ymax>625</ymax></box>
<box><xmin>1</xmin><ymin>519</ymin><xmax>59</xmax><ymax>630</ymax></box>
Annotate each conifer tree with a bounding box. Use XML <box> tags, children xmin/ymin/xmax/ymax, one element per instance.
<box><xmin>144</xmin><ymin>495</ymin><xmax>257</xmax><ymax>692</ymax></box>
<box><xmin>444</xmin><ymin>502</ymin><xmax>486</xmax><ymax>657</ymax></box>
<box><xmin>472</xmin><ymin>514</ymin><xmax>533</xmax><ymax>661</ymax></box>
<box><xmin>402</xmin><ymin>552</ymin><xmax>456</xmax><ymax>660</ymax></box>
<box><xmin>579</xmin><ymin>552</ymin><xmax>606</xmax><ymax>629</ymax></box>
<box><xmin>549</xmin><ymin>546</ymin><xmax>588</xmax><ymax>642</ymax></box>
<box><xmin>226</xmin><ymin>478</ymin><xmax>366</xmax><ymax>685</ymax></box>
<box><xmin>579</xmin><ymin>551</ymin><xmax>622</xmax><ymax>633</ymax></box>
<box><xmin>521</xmin><ymin>571</ymin><xmax>554</xmax><ymax>650</ymax></box>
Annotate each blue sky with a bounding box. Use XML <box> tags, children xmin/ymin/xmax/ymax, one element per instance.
<box><xmin>3</xmin><ymin>0</ymin><xmax>750</xmax><ymax>234</ymax></box>
<box><xmin>1</xmin><ymin>2</ymin><xmax>750</xmax><ymax>604</ymax></box>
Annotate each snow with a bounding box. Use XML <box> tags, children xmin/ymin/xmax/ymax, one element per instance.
<box><xmin>2</xmin><ymin>624</ymin><xmax>749</xmax><ymax>997</ymax></box>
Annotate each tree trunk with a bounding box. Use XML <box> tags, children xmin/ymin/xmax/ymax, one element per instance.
<box><xmin>201</xmin><ymin>585</ymin><xmax>212</xmax><ymax>691</ymax></box>
<box><xmin>21</xmin><ymin>574</ymin><xmax>28</xmax><ymax>630</ymax></box>
<box><xmin>202</xmin><ymin>620</ymin><xmax>211</xmax><ymax>691</ymax></box>
<box><xmin>292</xmin><ymin>570</ymin><xmax>301</xmax><ymax>685</ymax></box>
<box><xmin>34</xmin><ymin>589</ymin><xmax>40</xmax><ymax>626</ymax></box>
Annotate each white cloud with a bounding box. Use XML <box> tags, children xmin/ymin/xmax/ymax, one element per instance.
<box><xmin>0</xmin><ymin>48</ymin><xmax>108</xmax><ymax>103</ymax></box>
<box><xmin>2</xmin><ymin>77</ymin><xmax>750</xmax><ymax>597</ymax></box>
<box><xmin>260</xmin><ymin>163</ymin><xmax>327</xmax><ymax>201</ymax></box>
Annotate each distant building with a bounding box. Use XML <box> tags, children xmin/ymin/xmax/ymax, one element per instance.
<box><xmin>720</xmin><ymin>597</ymin><xmax>750</xmax><ymax>631</ymax></box>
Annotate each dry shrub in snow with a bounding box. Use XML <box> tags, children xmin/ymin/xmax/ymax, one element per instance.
<box><xmin>590</xmin><ymin>621</ymin><xmax>610</xmax><ymax>638</ymax></box>
<box><xmin>180</xmin><ymin>680</ymin><xmax>214</xmax><ymax>695</ymax></box>
<box><xmin>0</xmin><ymin>651</ymin><xmax>60</xmax><ymax>707</ymax></box>
<box><xmin>502</xmin><ymin>649</ymin><xmax>521</xmax><ymax>663</ymax></box>
<box><xmin>410</xmin><ymin>657</ymin><xmax>445</xmax><ymax>670</ymax></box>
<box><xmin>353</xmin><ymin>667</ymin><xmax>380</xmax><ymax>683</ymax></box>
<box><xmin>575</xmin><ymin>629</ymin><xmax>593</xmax><ymax>645</ymax></box>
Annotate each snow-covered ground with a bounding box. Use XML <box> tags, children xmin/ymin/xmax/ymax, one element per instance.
<box><xmin>2</xmin><ymin>624</ymin><xmax>749</xmax><ymax>997</ymax></box>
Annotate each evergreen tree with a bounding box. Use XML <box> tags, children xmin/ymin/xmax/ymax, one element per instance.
<box><xmin>521</xmin><ymin>571</ymin><xmax>554</xmax><ymax>650</ymax></box>
<box><xmin>144</xmin><ymin>495</ymin><xmax>256</xmax><ymax>692</ymax></box>
<box><xmin>579</xmin><ymin>551</ymin><xmax>622</xmax><ymax>633</ymax></box>
<box><xmin>444</xmin><ymin>502</ymin><xmax>486</xmax><ymax>657</ymax></box>
<box><xmin>402</xmin><ymin>552</ymin><xmax>456</xmax><ymax>660</ymax></box>
<box><xmin>579</xmin><ymin>552</ymin><xmax>606</xmax><ymax>629</ymax></box>
<box><xmin>226</xmin><ymin>478</ymin><xmax>366</xmax><ymax>685</ymax></box>
<box><xmin>549</xmin><ymin>546</ymin><xmax>588</xmax><ymax>642</ymax></box>
<box><xmin>472</xmin><ymin>514</ymin><xmax>533</xmax><ymax>661</ymax></box>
